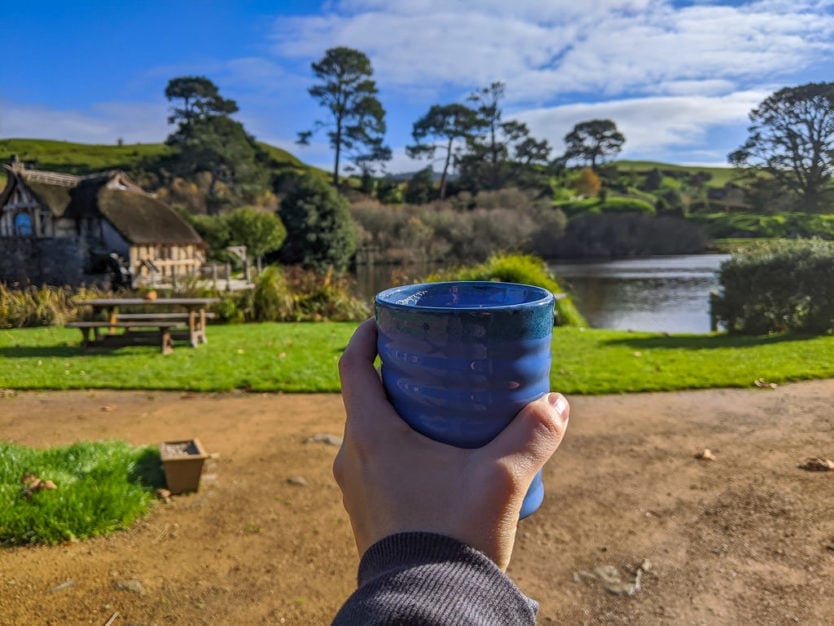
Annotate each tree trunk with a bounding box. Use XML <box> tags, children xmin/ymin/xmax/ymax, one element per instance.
<box><xmin>333</xmin><ymin>114</ymin><xmax>343</xmax><ymax>186</ymax></box>
<box><xmin>440</xmin><ymin>137</ymin><xmax>453</xmax><ymax>200</ymax></box>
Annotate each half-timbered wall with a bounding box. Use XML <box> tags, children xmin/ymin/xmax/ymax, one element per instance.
<box><xmin>130</xmin><ymin>243</ymin><xmax>205</xmax><ymax>279</ymax></box>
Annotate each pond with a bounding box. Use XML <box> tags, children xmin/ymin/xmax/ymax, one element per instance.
<box><xmin>353</xmin><ymin>254</ymin><xmax>730</xmax><ymax>334</ymax></box>
<box><xmin>550</xmin><ymin>254</ymin><xmax>730</xmax><ymax>333</ymax></box>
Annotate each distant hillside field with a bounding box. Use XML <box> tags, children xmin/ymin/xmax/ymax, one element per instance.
<box><xmin>1</xmin><ymin>139</ymin><xmax>740</xmax><ymax>188</ymax></box>
<box><xmin>0</xmin><ymin>138</ymin><xmax>320</xmax><ymax>188</ymax></box>
<box><xmin>0</xmin><ymin>139</ymin><xmax>173</xmax><ymax>181</ymax></box>
<box><xmin>614</xmin><ymin>160</ymin><xmax>740</xmax><ymax>188</ymax></box>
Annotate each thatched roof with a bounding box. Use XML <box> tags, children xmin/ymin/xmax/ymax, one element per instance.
<box><xmin>3</xmin><ymin>166</ymin><xmax>203</xmax><ymax>246</ymax></box>
<box><xmin>98</xmin><ymin>188</ymin><xmax>202</xmax><ymax>245</ymax></box>
<box><xmin>25</xmin><ymin>180</ymin><xmax>74</xmax><ymax>216</ymax></box>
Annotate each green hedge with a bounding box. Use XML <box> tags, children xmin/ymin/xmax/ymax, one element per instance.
<box><xmin>712</xmin><ymin>239</ymin><xmax>834</xmax><ymax>334</ymax></box>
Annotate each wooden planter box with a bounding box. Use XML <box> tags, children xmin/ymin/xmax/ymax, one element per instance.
<box><xmin>159</xmin><ymin>439</ymin><xmax>208</xmax><ymax>494</ymax></box>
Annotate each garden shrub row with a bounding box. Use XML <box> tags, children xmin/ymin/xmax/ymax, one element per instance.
<box><xmin>351</xmin><ymin>188</ymin><xmax>568</xmax><ymax>265</ymax></box>
<box><xmin>0</xmin><ymin>284</ymin><xmax>80</xmax><ymax>328</ymax></box>
<box><xmin>0</xmin><ymin>266</ymin><xmax>370</xmax><ymax>328</ymax></box>
<box><xmin>712</xmin><ymin>239</ymin><xmax>834</xmax><ymax>334</ymax></box>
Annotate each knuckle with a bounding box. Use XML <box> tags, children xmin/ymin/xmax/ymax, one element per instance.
<box><xmin>332</xmin><ymin>447</ymin><xmax>348</xmax><ymax>485</ymax></box>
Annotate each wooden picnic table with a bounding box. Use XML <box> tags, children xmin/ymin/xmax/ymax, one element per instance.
<box><xmin>69</xmin><ymin>297</ymin><xmax>219</xmax><ymax>354</ymax></box>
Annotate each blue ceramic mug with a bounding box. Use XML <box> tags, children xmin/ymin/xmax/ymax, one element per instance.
<box><xmin>375</xmin><ymin>281</ymin><xmax>555</xmax><ymax>518</ymax></box>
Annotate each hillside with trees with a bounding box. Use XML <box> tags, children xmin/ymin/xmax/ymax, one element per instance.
<box><xmin>3</xmin><ymin>55</ymin><xmax>834</xmax><ymax>269</ymax></box>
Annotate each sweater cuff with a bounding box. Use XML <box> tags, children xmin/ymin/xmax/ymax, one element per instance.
<box><xmin>345</xmin><ymin>532</ymin><xmax>537</xmax><ymax>624</ymax></box>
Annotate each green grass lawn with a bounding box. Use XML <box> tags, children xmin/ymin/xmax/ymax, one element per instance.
<box><xmin>1</xmin><ymin>323</ymin><xmax>833</xmax><ymax>394</ymax></box>
<box><xmin>0</xmin><ymin>441</ymin><xmax>163</xmax><ymax>545</ymax></box>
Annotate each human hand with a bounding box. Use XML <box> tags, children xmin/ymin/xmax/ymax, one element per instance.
<box><xmin>334</xmin><ymin>319</ymin><xmax>570</xmax><ymax>571</ymax></box>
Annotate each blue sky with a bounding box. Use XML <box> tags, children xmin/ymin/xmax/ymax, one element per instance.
<box><xmin>2</xmin><ymin>0</ymin><xmax>833</xmax><ymax>173</ymax></box>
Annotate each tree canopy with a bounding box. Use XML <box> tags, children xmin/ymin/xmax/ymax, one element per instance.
<box><xmin>164</xmin><ymin>76</ymin><xmax>269</xmax><ymax>211</ymax></box>
<box><xmin>456</xmin><ymin>82</ymin><xmax>551</xmax><ymax>193</ymax></box>
<box><xmin>165</xmin><ymin>76</ymin><xmax>238</xmax><ymax>128</ymax></box>
<box><xmin>729</xmin><ymin>82</ymin><xmax>834</xmax><ymax>213</ymax></box>
<box><xmin>226</xmin><ymin>207</ymin><xmax>287</xmax><ymax>270</ymax></box>
<box><xmin>562</xmin><ymin>119</ymin><xmax>625</xmax><ymax>170</ymax></box>
<box><xmin>278</xmin><ymin>175</ymin><xmax>356</xmax><ymax>273</ymax></box>
<box><xmin>407</xmin><ymin>103</ymin><xmax>479</xmax><ymax>199</ymax></box>
<box><xmin>298</xmin><ymin>47</ymin><xmax>390</xmax><ymax>186</ymax></box>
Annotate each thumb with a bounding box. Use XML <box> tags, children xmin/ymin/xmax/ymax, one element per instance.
<box><xmin>480</xmin><ymin>393</ymin><xmax>569</xmax><ymax>478</ymax></box>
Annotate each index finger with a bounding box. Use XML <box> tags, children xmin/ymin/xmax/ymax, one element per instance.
<box><xmin>339</xmin><ymin>318</ymin><xmax>392</xmax><ymax>418</ymax></box>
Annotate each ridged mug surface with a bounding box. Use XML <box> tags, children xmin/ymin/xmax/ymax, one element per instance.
<box><xmin>375</xmin><ymin>281</ymin><xmax>554</xmax><ymax>518</ymax></box>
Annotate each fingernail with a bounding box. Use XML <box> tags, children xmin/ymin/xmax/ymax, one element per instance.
<box><xmin>547</xmin><ymin>392</ymin><xmax>569</xmax><ymax>421</ymax></box>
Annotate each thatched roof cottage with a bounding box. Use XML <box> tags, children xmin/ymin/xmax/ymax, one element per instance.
<box><xmin>0</xmin><ymin>159</ymin><xmax>205</xmax><ymax>286</ymax></box>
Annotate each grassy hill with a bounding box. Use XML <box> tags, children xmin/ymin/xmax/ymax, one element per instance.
<box><xmin>614</xmin><ymin>160</ymin><xmax>740</xmax><ymax>188</ymax></box>
<box><xmin>0</xmin><ymin>138</ymin><xmax>323</xmax><ymax>188</ymax></box>
<box><xmin>0</xmin><ymin>138</ymin><xmax>174</xmax><ymax>186</ymax></box>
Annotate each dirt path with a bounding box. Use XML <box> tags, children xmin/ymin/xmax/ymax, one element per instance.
<box><xmin>1</xmin><ymin>381</ymin><xmax>832</xmax><ymax>624</ymax></box>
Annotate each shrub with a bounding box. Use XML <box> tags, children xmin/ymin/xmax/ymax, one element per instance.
<box><xmin>555</xmin><ymin>198</ymin><xmax>601</xmax><ymax>217</ymax></box>
<box><xmin>425</xmin><ymin>253</ymin><xmax>587</xmax><ymax>327</ymax></box>
<box><xmin>712</xmin><ymin>239</ymin><xmax>834</xmax><ymax>334</ymax></box>
<box><xmin>252</xmin><ymin>266</ymin><xmax>296</xmax><ymax>321</ymax></box>
<box><xmin>553</xmin><ymin>213</ymin><xmax>707</xmax><ymax>258</ymax></box>
<box><xmin>226</xmin><ymin>206</ymin><xmax>287</xmax><ymax>268</ymax></box>
<box><xmin>350</xmin><ymin>188</ymin><xmax>567</xmax><ymax>265</ymax></box>
<box><xmin>598</xmin><ymin>197</ymin><xmax>656</xmax><ymax>215</ymax></box>
<box><xmin>403</xmin><ymin>167</ymin><xmax>436</xmax><ymax>205</ymax></box>
<box><xmin>556</xmin><ymin>196</ymin><xmax>655</xmax><ymax>217</ymax></box>
<box><xmin>187</xmin><ymin>212</ymin><xmax>234</xmax><ymax>263</ymax></box>
<box><xmin>279</xmin><ymin>175</ymin><xmax>357</xmax><ymax>273</ymax></box>
<box><xmin>0</xmin><ymin>284</ymin><xmax>83</xmax><ymax>328</ymax></box>
<box><xmin>573</xmin><ymin>168</ymin><xmax>601</xmax><ymax>198</ymax></box>
<box><xmin>376</xmin><ymin>178</ymin><xmax>403</xmax><ymax>204</ymax></box>
<box><xmin>248</xmin><ymin>265</ymin><xmax>369</xmax><ymax>322</ymax></box>
<box><xmin>286</xmin><ymin>266</ymin><xmax>371</xmax><ymax>321</ymax></box>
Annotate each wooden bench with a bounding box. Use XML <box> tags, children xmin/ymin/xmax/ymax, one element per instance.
<box><xmin>114</xmin><ymin>313</ymin><xmax>217</xmax><ymax>321</ymax></box>
<box><xmin>66</xmin><ymin>321</ymin><xmax>180</xmax><ymax>354</ymax></box>
<box><xmin>113</xmin><ymin>312</ymin><xmax>216</xmax><ymax>346</ymax></box>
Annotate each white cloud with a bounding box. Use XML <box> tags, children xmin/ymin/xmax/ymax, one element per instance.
<box><xmin>650</xmin><ymin>79</ymin><xmax>737</xmax><ymax>96</ymax></box>
<box><xmin>272</xmin><ymin>0</ymin><xmax>834</xmax><ymax>102</ymax></box>
<box><xmin>516</xmin><ymin>90</ymin><xmax>767</xmax><ymax>154</ymax></box>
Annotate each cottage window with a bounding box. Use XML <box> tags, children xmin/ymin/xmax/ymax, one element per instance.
<box><xmin>14</xmin><ymin>213</ymin><xmax>33</xmax><ymax>236</ymax></box>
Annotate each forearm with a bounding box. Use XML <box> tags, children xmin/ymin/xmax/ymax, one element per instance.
<box><xmin>333</xmin><ymin>532</ymin><xmax>537</xmax><ymax>625</ymax></box>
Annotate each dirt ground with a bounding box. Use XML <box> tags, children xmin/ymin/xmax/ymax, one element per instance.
<box><xmin>0</xmin><ymin>380</ymin><xmax>832</xmax><ymax>625</ymax></box>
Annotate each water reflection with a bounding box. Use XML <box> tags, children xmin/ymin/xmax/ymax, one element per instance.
<box><xmin>353</xmin><ymin>254</ymin><xmax>730</xmax><ymax>334</ymax></box>
<box><xmin>551</xmin><ymin>254</ymin><xmax>730</xmax><ymax>333</ymax></box>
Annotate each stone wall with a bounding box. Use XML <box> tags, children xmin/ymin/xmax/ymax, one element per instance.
<box><xmin>0</xmin><ymin>237</ymin><xmax>87</xmax><ymax>286</ymax></box>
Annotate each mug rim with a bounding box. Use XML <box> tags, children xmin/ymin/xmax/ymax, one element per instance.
<box><xmin>375</xmin><ymin>281</ymin><xmax>555</xmax><ymax>312</ymax></box>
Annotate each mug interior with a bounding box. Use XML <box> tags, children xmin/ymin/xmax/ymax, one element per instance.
<box><xmin>376</xmin><ymin>281</ymin><xmax>553</xmax><ymax>310</ymax></box>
